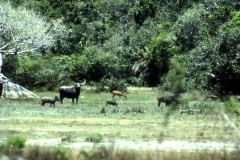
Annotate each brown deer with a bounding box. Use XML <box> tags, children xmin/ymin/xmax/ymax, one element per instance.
<box><xmin>112</xmin><ymin>90</ymin><xmax>127</xmax><ymax>100</ymax></box>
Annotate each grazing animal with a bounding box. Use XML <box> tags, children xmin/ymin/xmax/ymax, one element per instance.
<box><xmin>59</xmin><ymin>79</ymin><xmax>86</xmax><ymax>104</ymax></box>
<box><xmin>112</xmin><ymin>90</ymin><xmax>127</xmax><ymax>100</ymax></box>
<box><xmin>157</xmin><ymin>96</ymin><xmax>174</xmax><ymax>107</ymax></box>
<box><xmin>106</xmin><ymin>100</ymin><xmax>118</xmax><ymax>106</ymax></box>
<box><xmin>41</xmin><ymin>96</ymin><xmax>60</xmax><ymax>106</ymax></box>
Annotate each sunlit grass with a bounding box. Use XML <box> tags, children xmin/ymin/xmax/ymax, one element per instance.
<box><xmin>0</xmin><ymin>87</ymin><xmax>239</xmax><ymax>159</ymax></box>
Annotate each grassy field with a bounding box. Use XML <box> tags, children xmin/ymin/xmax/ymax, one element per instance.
<box><xmin>0</xmin><ymin>87</ymin><xmax>239</xmax><ymax>159</ymax></box>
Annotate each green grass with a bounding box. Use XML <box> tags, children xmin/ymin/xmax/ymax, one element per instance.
<box><xmin>0</xmin><ymin>87</ymin><xmax>239</xmax><ymax>159</ymax></box>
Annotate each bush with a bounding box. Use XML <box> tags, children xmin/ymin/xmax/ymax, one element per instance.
<box><xmin>104</xmin><ymin>77</ymin><xmax>128</xmax><ymax>92</ymax></box>
<box><xmin>4</xmin><ymin>136</ymin><xmax>27</xmax><ymax>155</ymax></box>
<box><xmin>162</xmin><ymin>58</ymin><xmax>186</xmax><ymax>93</ymax></box>
<box><xmin>7</xmin><ymin>136</ymin><xmax>27</xmax><ymax>149</ymax></box>
<box><xmin>224</xmin><ymin>96</ymin><xmax>240</xmax><ymax>115</ymax></box>
<box><xmin>7</xmin><ymin>53</ymin><xmax>72</xmax><ymax>91</ymax></box>
<box><xmin>142</xmin><ymin>31</ymin><xmax>178</xmax><ymax>86</ymax></box>
<box><xmin>84</xmin><ymin>134</ymin><xmax>103</xmax><ymax>143</ymax></box>
<box><xmin>93</xmin><ymin>77</ymin><xmax>128</xmax><ymax>93</ymax></box>
<box><xmin>56</xmin><ymin>147</ymin><xmax>69</xmax><ymax>160</ymax></box>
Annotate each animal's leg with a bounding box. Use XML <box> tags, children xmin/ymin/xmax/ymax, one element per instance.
<box><xmin>72</xmin><ymin>98</ymin><xmax>74</xmax><ymax>104</ymax></box>
<box><xmin>60</xmin><ymin>97</ymin><xmax>63</xmax><ymax>104</ymax></box>
<box><xmin>76</xmin><ymin>98</ymin><xmax>78</xmax><ymax>104</ymax></box>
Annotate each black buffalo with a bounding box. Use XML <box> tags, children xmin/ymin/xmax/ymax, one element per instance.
<box><xmin>157</xmin><ymin>96</ymin><xmax>174</xmax><ymax>107</ymax></box>
<box><xmin>59</xmin><ymin>79</ymin><xmax>86</xmax><ymax>104</ymax></box>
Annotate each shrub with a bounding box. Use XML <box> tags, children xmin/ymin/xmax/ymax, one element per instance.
<box><xmin>94</xmin><ymin>78</ymin><xmax>128</xmax><ymax>93</ymax></box>
<box><xmin>224</xmin><ymin>96</ymin><xmax>240</xmax><ymax>115</ymax></box>
<box><xmin>7</xmin><ymin>136</ymin><xmax>27</xmax><ymax>149</ymax></box>
<box><xmin>8</xmin><ymin>53</ymin><xmax>72</xmax><ymax>91</ymax></box>
<box><xmin>1</xmin><ymin>136</ymin><xmax>28</xmax><ymax>156</ymax></box>
<box><xmin>142</xmin><ymin>31</ymin><xmax>178</xmax><ymax>86</ymax></box>
<box><xmin>162</xmin><ymin>58</ymin><xmax>186</xmax><ymax>93</ymax></box>
<box><xmin>56</xmin><ymin>147</ymin><xmax>68</xmax><ymax>160</ymax></box>
<box><xmin>84</xmin><ymin>134</ymin><xmax>103</xmax><ymax>143</ymax></box>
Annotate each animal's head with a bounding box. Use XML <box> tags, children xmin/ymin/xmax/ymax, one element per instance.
<box><xmin>75</xmin><ymin>79</ymin><xmax>86</xmax><ymax>88</ymax></box>
<box><xmin>54</xmin><ymin>96</ymin><xmax>60</xmax><ymax>101</ymax></box>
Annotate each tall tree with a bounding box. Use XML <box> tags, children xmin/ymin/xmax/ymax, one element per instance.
<box><xmin>0</xmin><ymin>2</ymin><xmax>67</xmax><ymax>72</ymax></box>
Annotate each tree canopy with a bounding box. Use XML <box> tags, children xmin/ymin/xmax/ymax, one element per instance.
<box><xmin>0</xmin><ymin>1</ymin><xmax>67</xmax><ymax>72</ymax></box>
<box><xmin>1</xmin><ymin>0</ymin><xmax>240</xmax><ymax>94</ymax></box>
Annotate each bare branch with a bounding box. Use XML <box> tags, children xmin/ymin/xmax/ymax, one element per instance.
<box><xmin>0</xmin><ymin>47</ymin><xmax>39</xmax><ymax>55</ymax></box>
<box><xmin>0</xmin><ymin>43</ymin><xmax>11</xmax><ymax>50</ymax></box>
<box><xmin>17</xmin><ymin>48</ymin><xmax>39</xmax><ymax>55</ymax></box>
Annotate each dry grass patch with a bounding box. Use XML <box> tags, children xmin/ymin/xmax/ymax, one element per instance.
<box><xmin>1</xmin><ymin>144</ymin><xmax>239</xmax><ymax>160</ymax></box>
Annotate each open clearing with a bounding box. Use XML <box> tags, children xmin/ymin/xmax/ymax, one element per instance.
<box><xmin>0</xmin><ymin>88</ymin><xmax>240</xmax><ymax>157</ymax></box>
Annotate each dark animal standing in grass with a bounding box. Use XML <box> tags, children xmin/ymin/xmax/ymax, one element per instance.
<box><xmin>112</xmin><ymin>90</ymin><xmax>127</xmax><ymax>100</ymax></box>
<box><xmin>106</xmin><ymin>100</ymin><xmax>118</xmax><ymax>106</ymax></box>
<box><xmin>41</xmin><ymin>96</ymin><xmax>60</xmax><ymax>106</ymax></box>
<box><xmin>59</xmin><ymin>79</ymin><xmax>86</xmax><ymax>104</ymax></box>
<box><xmin>157</xmin><ymin>96</ymin><xmax>174</xmax><ymax>107</ymax></box>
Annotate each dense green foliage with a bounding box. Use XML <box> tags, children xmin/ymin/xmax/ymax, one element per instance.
<box><xmin>1</xmin><ymin>0</ymin><xmax>240</xmax><ymax>94</ymax></box>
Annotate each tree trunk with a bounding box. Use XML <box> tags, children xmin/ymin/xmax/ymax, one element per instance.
<box><xmin>0</xmin><ymin>83</ymin><xmax>2</xmax><ymax>98</ymax></box>
<box><xmin>0</xmin><ymin>53</ymin><xmax>3</xmax><ymax>73</ymax></box>
<box><xmin>0</xmin><ymin>53</ymin><xmax>4</xmax><ymax>99</ymax></box>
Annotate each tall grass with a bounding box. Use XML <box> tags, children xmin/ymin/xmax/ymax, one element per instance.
<box><xmin>0</xmin><ymin>143</ymin><xmax>239</xmax><ymax>160</ymax></box>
